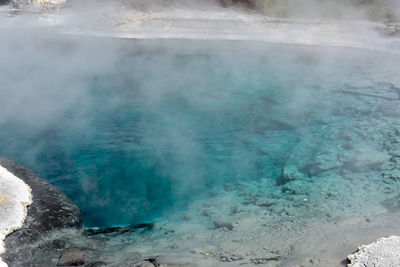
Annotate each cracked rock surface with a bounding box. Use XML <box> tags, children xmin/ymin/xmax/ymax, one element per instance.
<box><xmin>348</xmin><ymin>236</ymin><xmax>400</xmax><ymax>267</ymax></box>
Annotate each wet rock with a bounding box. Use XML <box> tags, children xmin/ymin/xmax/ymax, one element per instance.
<box><xmin>153</xmin><ymin>264</ymin><xmax>193</xmax><ymax>267</ymax></box>
<box><xmin>200</xmin><ymin>210</ymin><xmax>211</xmax><ymax>217</ymax></box>
<box><xmin>83</xmin><ymin>223</ymin><xmax>154</xmax><ymax>237</ymax></box>
<box><xmin>57</xmin><ymin>248</ymin><xmax>85</xmax><ymax>266</ymax></box>
<box><xmin>180</xmin><ymin>215</ymin><xmax>191</xmax><ymax>221</ymax></box>
<box><xmin>85</xmin><ymin>261</ymin><xmax>107</xmax><ymax>267</ymax></box>
<box><xmin>0</xmin><ymin>156</ymin><xmax>82</xmax><ymax>266</ymax></box>
<box><xmin>133</xmin><ymin>257</ymin><xmax>198</xmax><ymax>267</ymax></box>
<box><xmin>276</xmin><ymin>166</ymin><xmax>304</xmax><ymax>186</ymax></box>
<box><xmin>53</xmin><ymin>239</ymin><xmax>66</xmax><ymax>249</ymax></box>
<box><xmin>213</xmin><ymin>221</ymin><xmax>234</xmax><ymax>231</ymax></box>
<box><xmin>377</xmin><ymin>24</ymin><xmax>400</xmax><ymax>37</ymax></box>
<box><xmin>0</xmin><ymin>157</ymin><xmax>82</xmax><ymax>238</ymax></box>
<box><xmin>159</xmin><ymin>263</ymin><xmax>197</xmax><ymax>267</ymax></box>
<box><xmin>300</xmin><ymin>162</ymin><xmax>326</xmax><ymax>177</ymax></box>
<box><xmin>217</xmin><ymin>253</ymin><xmax>243</xmax><ymax>262</ymax></box>
<box><xmin>251</xmin><ymin>256</ymin><xmax>282</xmax><ymax>264</ymax></box>
<box><xmin>254</xmin><ymin>199</ymin><xmax>275</xmax><ymax>207</ymax></box>
<box><xmin>219</xmin><ymin>0</ymin><xmax>257</xmax><ymax>8</ymax></box>
<box><xmin>381</xmin><ymin>168</ymin><xmax>400</xmax><ymax>184</ymax></box>
<box><xmin>38</xmin><ymin>239</ymin><xmax>66</xmax><ymax>252</ymax></box>
<box><xmin>132</xmin><ymin>262</ymin><xmax>155</xmax><ymax>267</ymax></box>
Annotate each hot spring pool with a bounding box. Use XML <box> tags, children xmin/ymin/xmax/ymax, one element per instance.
<box><xmin>1</xmin><ymin>34</ymin><xmax>400</xmax><ymax>234</ymax></box>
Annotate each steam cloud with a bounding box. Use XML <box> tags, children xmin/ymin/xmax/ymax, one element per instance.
<box><xmin>0</xmin><ymin>1</ymin><xmax>399</xmax><ymax>227</ymax></box>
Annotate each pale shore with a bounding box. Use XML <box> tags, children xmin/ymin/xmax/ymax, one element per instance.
<box><xmin>0</xmin><ymin>3</ymin><xmax>400</xmax><ymax>266</ymax></box>
<box><xmin>0</xmin><ymin>165</ymin><xmax>32</xmax><ymax>267</ymax></box>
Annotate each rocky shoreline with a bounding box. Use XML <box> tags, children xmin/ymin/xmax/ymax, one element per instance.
<box><xmin>0</xmin><ymin>157</ymin><xmax>209</xmax><ymax>266</ymax></box>
<box><xmin>0</xmin><ymin>157</ymin><xmax>82</xmax><ymax>266</ymax></box>
<box><xmin>2</xmin><ymin>156</ymin><xmax>400</xmax><ymax>266</ymax></box>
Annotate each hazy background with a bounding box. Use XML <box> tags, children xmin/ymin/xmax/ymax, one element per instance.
<box><xmin>2</xmin><ymin>0</ymin><xmax>400</xmax><ymax>22</ymax></box>
<box><xmin>87</xmin><ymin>0</ymin><xmax>400</xmax><ymax>21</ymax></box>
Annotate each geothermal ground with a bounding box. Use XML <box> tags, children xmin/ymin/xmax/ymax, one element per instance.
<box><xmin>1</xmin><ymin>1</ymin><xmax>400</xmax><ymax>267</ymax></box>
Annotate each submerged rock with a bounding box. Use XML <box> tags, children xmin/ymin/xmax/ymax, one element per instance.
<box><xmin>251</xmin><ymin>256</ymin><xmax>282</xmax><ymax>264</ymax></box>
<box><xmin>276</xmin><ymin>166</ymin><xmax>304</xmax><ymax>186</ymax></box>
<box><xmin>213</xmin><ymin>221</ymin><xmax>234</xmax><ymax>231</ymax></box>
<box><xmin>83</xmin><ymin>223</ymin><xmax>154</xmax><ymax>237</ymax></box>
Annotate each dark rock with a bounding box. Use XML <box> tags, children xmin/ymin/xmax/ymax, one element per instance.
<box><xmin>0</xmin><ymin>156</ymin><xmax>82</xmax><ymax>266</ymax></box>
<box><xmin>57</xmin><ymin>248</ymin><xmax>85</xmax><ymax>266</ymax></box>
<box><xmin>85</xmin><ymin>261</ymin><xmax>107</xmax><ymax>267</ymax></box>
<box><xmin>159</xmin><ymin>264</ymin><xmax>197</xmax><ymax>267</ymax></box>
<box><xmin>0</xmin><ymin>0</ymin><xmax>10</xmax><ymax>5</ymax></box>
<box><xmin>300</xmin><ymin>162</ymin><xmax>326</xmax><ymax>177</ymax></box>
<box><xmin>134</xmin><ymin>256</ymin><xmax>198</xmax><ymax>267</ymax></box>
<box><xmin>213</xmin><ymin>221</ymin><xmax>234</xmax><ymax>231</ymax></box>
<box><xmin>253</xmin><ymin>199</ymin><xmax>275</xmax><ymax>207</ymax></box>
<box><xmin>219</xmin><ymin>0</ymin><xmax>257</xmax><ymax>9</ymax></box>
<box><xmin>276</xmin><ymin>167</ymin><xmax>295</xmax><ymax>186</ymax></box>
<box><xmin>340</xmin><ymin>257</ymin><xmax>351</xmax><ymax>266</ymax></box>
<box><xmin>38</xmin><ymin>239</ymin><xmax>66</xmax><ymax>252</ymax></box>
<box><xmin>377</xmin><ymin>24</ymin><xmax>400</xmax><ymax>37</ymax></box>
<box><xmin>146</xmin><ymin>258</ymin><xmax>159</xmax><ymax>267</ymax></box>
<box><xmin>83</xmin><ymin>223</ymin><xmax>154</xmax><ymax>237</ymax></box>
<box><xmin>250</xmin><ymin>256</ymin><xmax>282</xmax><ymax>264</ymax></box>
<box><xmin>53</xmin><ymin>239</ymin><xmax>66</xmax><ymax>249</ymax></box>
<box><xmin>217</xmin><ymin>253</ymin><xmax>243</xmax><ymax>262</ymax></box>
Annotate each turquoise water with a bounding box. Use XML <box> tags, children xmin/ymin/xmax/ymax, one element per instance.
<box><xmin>0</xmin><ymin>36</ymin><xmax>400</xmax><ymax>227</ymax></box>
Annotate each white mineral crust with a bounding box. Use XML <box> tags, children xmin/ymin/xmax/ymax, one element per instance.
<box><xmin>0</xmin><ymin>165</ymin><xmax>32</xmax><ymax>267</ymax></box>
<box><xmin>348</xmin><ymin>236</ymin><xmax>400</xmax><ymax>267</ymax></box>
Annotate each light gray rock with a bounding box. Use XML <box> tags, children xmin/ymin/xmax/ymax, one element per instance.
<box><xmin>348</xmin><ymin>236</ymin><xmax>400</xmax><ymax>267</ymax></box>
<box><xmin>57</xmin><ymin>248</ymin><xmax>85</xmax><ymax>266</ymax></box>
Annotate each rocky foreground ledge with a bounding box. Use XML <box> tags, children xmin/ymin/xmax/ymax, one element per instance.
<box><xmin>2</xmin><ymin>156</ymin><xmax>400</xmax><ymax>266</ymax></box>
<box><xmin>347</xmin><ymin>236</ymin><xmax>400</xmax><ymax>267</ymax></box>
<box><xmin>0</xmin><ymin>157</ymin><xmax>206</xmax><ymax>266</ymax></box>
<box><xmin>0</xmin><ymin>156</ymin><xmax>82</xmax><ymax>266</ymax></box>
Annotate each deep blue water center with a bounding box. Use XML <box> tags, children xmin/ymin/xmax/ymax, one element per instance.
<box><xmin>0</xmin><ymin>36</ymin><xmax>399</xmax><ymax>227</ymax></box>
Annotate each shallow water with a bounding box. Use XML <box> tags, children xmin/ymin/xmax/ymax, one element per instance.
<box><xmin>1</xmin><ymin>35</ymin><xmax>400</xmax><ymax>230</ymax></box>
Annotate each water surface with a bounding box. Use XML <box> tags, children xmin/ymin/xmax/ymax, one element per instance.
<box><xmin>1</xmin><ymin>36</ymin><xmax>400</xmax><ymax>228</ymax></box>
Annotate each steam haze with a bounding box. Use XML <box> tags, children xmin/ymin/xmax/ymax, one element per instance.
<box><xmin>0</xmin><ymin>0</ymin><xmax>400</xmax><ymax>227</ymax></box>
